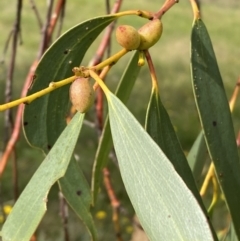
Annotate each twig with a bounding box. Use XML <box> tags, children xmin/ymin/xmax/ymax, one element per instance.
<box><xmin>29</xmin><ymin>0</ymin><xmax>43</xmax><ymax>29</ymax></box>
<box><xmin>237</xmin><ymin>131</ymin><xmax>240</xmax><ymax>148</ymax></box>
<box><xmin>55</xmin><ymin>0</ymin><xmax>66</xmax><ymax>39</ymax></box>
<box><xmin>154</xmin><ymin>0</ymin><xmax>179</xmax><ymax>19</ymax></box>
<box><xmin>4</xmin><ymin>0</ymin><xmax>23</xmax><ymax>140</ymax></box>
<box><xmin>59</xmin><ymin>192</ymin><xmax>70</xmax><ymax>241</ymax></box>
<box><xmin>0</xmin><ymin>61</ymin><xmax>38</xmax><ymax>178</ymax></box>
<box><xmin>38</xmin><ymin>0</ymin><xmax>54</xmax><ymax>58</ymax></box>
<box><xmin>144</xmin><ymin>50</ymin><xmax>159</xmax><ymax>89</ymax></box>
<box><xmin>103</xmin><ymin>168</ymin><xmax>123</xmax><ymax>241</ymax></box>
<box><xmin>0</xmin><ymin>0</ymin><xmax>66</xmax><ymax>177</ymax></box>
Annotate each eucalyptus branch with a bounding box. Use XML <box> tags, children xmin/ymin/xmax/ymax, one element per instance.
<box><xmin>155</xmin><ymin>0</ymin><xmax>179</xmax><ymax>19</ymax></box>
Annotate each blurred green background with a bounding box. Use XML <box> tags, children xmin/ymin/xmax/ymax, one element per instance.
<box><xmin>0</xmin><ymin>0</ymin><xmax>240</xmax><ymax>240</ymax></box>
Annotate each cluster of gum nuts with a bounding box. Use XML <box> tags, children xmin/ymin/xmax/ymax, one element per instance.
<box><xmin>70</xmin><ymin>19</ymin><xmax>163</xmax><ymax>113</ymax></box>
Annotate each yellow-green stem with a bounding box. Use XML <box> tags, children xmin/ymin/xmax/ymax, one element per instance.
<box><xmin>114</xmin><ymin>10</ymin><xmax>153</xmax><ymax>19</ymax></box>
<box><xmin>89</xmin><ymin>70</ymin><xmax>110</xmax><ymax>98</ymax></box>
<box><xmin>92</xmin><ymin>48</ymin><xmax>129</xmax><ymax>71</ymax></box>
<box><xmin>0</xmin><ymin>76</ymin><xmax>75</xmax><ymax>111</ymax></box>
<box><xmin>189</xmin><ymin>0</ymin><xmax>201</xmax><ymax>20</ymax></box>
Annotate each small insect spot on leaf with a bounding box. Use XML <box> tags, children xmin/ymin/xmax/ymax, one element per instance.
<box><xmin>63</xmin><ymin>49</ymin><xmax>69</xmax><ymax>54</ymax></box>
<box><xmin>23</xmin><ymin>121</ymin><xmax>28</xmax><ymax>126</ymax></box>
<box><xmin>212</xmin><ymin>121</ymin><xmax>217</xmax><ymax>126</ymax></box>
<box><xmin>76</xmin><ymin>190</ymin><xmax>82</xmax><ymax>196</ymax></box>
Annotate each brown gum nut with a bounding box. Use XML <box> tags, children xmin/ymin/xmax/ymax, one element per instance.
<box><xmin>69</xmin><ymin>78</ymin><xmax>95</xmax><ymax>113</ymax></box>
<box><xmin>116</xmin><ymin>25</ymin><xmax>140</xmax><ymax>50</ymax></box>
<box><xmin>138</xmin><ymin>19</ymin><xmax>163</xmax><ymax>50</ymax></box>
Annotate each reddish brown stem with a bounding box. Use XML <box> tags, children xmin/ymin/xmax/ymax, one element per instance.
<box><xmin>59</xmin><ymin>192</ymin><xmax>70</xmax><ymax>241</ymax></box>
<box><xmin>0</xmin><ymin>61</ymin><xmax>38</xmax><ymax>178</ymax></box>
<box><xmin>144</xmin><ymin>50</ymin><xmax>159</xmax><ymax>89</ymax></box>
<box><xmin>103</xmin><ymin>168</ymin><xmax>123</xmax><ymax>241</ymax></box>
<box><xmin>237</xmin><ymin>131</ymin><xmax>240</xmax><ymax>148</ymax></box>
<box><xmin>0</xmin><ymin>0</ymin><xmax>66</xmax><ymax>177</ymax></box>
<box><xmin>154</xmin><ymin>0</ymin><xmax>178</xmax><ymax>19</ymax></box>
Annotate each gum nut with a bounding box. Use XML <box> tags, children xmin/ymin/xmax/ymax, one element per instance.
<box><xmin>69</xmin><ymin>78</ymin><xmax>95</xmax><ymax>113</ymax></box>
<box><xmin>138</xmin><ymin>19</ymin><xmax>163</xmax><ymax>50</ymax></box>
<box><xmin>116</xmin><ymin>25</ymin><xmax>141</xmax><ymax>50</ymax></box>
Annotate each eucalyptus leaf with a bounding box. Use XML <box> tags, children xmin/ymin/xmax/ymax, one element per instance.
<box><xmin>145</xmin><ymin>87</ymin><xmax>217</xmax><ymax>239</ymax></box>
<box><xmin>23</xmin><ymin>15</ymin><xmax>117</xmax><ymax>153</ymax></box>
<box><xmin>91</xmin><ymin>51</ymin><xmax>140</xmax><ymax>204</ymax></box>
<box><xmin>191</xmin><ymin>18</ymin><xmax>240</xmax><ymax>238</ymax></box>
<box><xmin>106</xmin><ymin>91</ymin><xmax>214</xmax><ymax>241</ymax></box>
<box><xmin>1</xmin><ymin>112</ymin><xmax>84</xmax><ymax>241</ymax></box>
<box><xmin>187</xmin><ymin>130</ymin><xmax>207</xmax><ymax>187</ymax></box>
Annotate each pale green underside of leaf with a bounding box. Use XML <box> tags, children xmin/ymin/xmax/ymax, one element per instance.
<box><xmin>106</xmin><ymin>91</ymin><xmax>214</xmax><ymax>241</ymax></box>
<box><xmin>23</xmin><ymin>14</ymin><xmax>117</xmax><ymax>153</ymax></box>
<box><xmin>91</xmin><ymin>51</ymin><xmax>141</xmax><ymax>204</ymax></box>
<box><xmin>145</xmin><ymin>88</ymin><xmax>217</xmax><ymax>239</ymax></box>
<box><xmin>1</xmin><ymin>112</ymin><xmax>84</xmax><ymax>241</ymax></box>
<box><xmin>191</xmin><ymin>19</ymin><xmax>240</xmax><ymax>238</ymax></box>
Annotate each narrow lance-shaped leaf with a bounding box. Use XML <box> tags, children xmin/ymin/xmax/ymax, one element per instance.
<box><xmin>91</xmin><ymin>51</ymin><xmax>140</xmax><ymax>204</ymax></box>
<box><xmin>23</xmin><ymin>15</ymin><xmax>117</xmax><ymax>153</ymax></box>
<box><xmin>187</xmin><ymin>130</ymin><xmax>207</xmax><ymax>187</ymax></box>
<box><xmin>105</xmin><ymin>91</ymin><xmax>214</xmax><ymax>241</ymax></box>
<box><xmin>1</xmin><ymin>112</ymin><xmax>84</xmax><ymax>241</ymax></box>
<box><xmin>145</xmin><ymin>87</ymin><xmax>218</xmax><ymax>240</ymax></box>
<box><xmin>191</xmin><ymin>18</ymin><xmax>240</xmax><ymax>238</ymax></box>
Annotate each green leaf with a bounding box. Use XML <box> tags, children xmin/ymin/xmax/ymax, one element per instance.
<box><xmin>187</xmin><ymin>130</ymin><xmax>207</xmax><ymax>187</ymax></box>
<box><xmin>145</xmin><ymin>87</ymin><xmax>217</xmax><ymax>240</ymax></box>
<box><xmin>23</xmin><ymin>15</ymin><xmax>117</xmax><ymax>153</ymax></box>
<box><xmin>91</xmin><ymin>51</ymin><xmax>141</xmax><ymax>204</ymax></box>
<box><xmin>59</xmin><ymin>157</ymin><xmax>97</xmax><ymax>240</ymax></box>
<box><xmin>106</xmin><ymin>91</ymin><xmax>214</xmax><ymax>241</ymax></box>
<box><xmin>191</xmin><ymin>19</ymin><xmax>240</xmax><ymax>238</ymax></box>
<box><xmin>1</xmin><ymin>112</ymin><xmax>84</xmax><ymax>241</ymax></box>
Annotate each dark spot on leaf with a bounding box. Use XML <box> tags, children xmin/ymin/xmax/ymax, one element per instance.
<box><xmin>23</xmin><ymin>121</ymin><xmax>28</xmax><ymax>126</ymax></box>
<box><xmin>64</xmin><ymin>49</ymin><xmax>69</xmax><ymax>54</ymax></box>
<box><xmin>168</xmin><ymin>215</ymin><xmax>171</xmax><ymax>218</ymax></box>
<box><xmin>23</xmin><ymin>102</ymin><xmax>29</xmax><ymax>105</ymax></box>
<box><xmin>32</xmin><ymin>74</ymin><xmax>37</xmax><ymax>81</ymax></box>
<box><xmin>207</xmin><ymin>216</ymin><xmax>210</xmax><ymax>221</ymax></box>
<box><xmin>47</xmin><ymin>145</ymin><xmax>52</xmax><ymax>150</ymax></box>
<box><xmin>212</xmin><ymin>121</ymin><xmax>217</xmax><ymax>126</ymax></box>
<box><xmin>76</xmin><ymin>190</ymin><xmax>82</xmax><ymax>196</ymax></box>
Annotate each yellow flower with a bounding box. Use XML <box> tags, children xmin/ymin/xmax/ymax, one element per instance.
<box><xmin>3</xmin><ymin>205</ymin><xmax>12</xmax><ymax>215</ymax></box>
<box><xmin>0</xmin><ymin>215</ymin><xmax>4</xmax><ymax>224</ymax></box>
<box><xmin>125</xmin><ymin>225</ymin><xmax>133</xmax><ymax>234</ymax></box>
<box><xmin>95</xmin><ymin>211</ymin><xmax>107</xmax><ymax>220</ymax></box>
